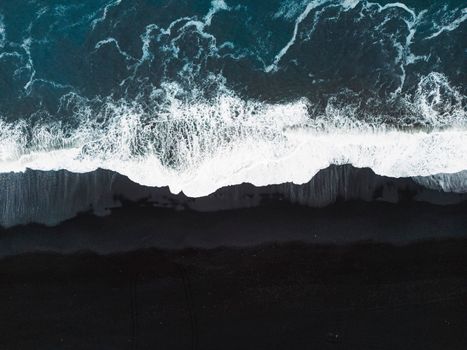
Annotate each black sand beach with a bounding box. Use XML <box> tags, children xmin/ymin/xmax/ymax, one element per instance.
<box><xmin>1</xmin><ymin>199</ymin><xmax>466</xmax><ymax>350</ymax></box>
<box><xmin>1</xmin><ymin>240</ymin><xmax>466</xmax><ymax>350</ymax></box>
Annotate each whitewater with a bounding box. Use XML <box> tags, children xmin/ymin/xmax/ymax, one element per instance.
<box><xmin>0</xmin><ymin>0</ymin><xmax>466</xmax><ymax>196</ymax></box>
<box><xmin>1</xmin><ymin>86</ymin><xmax>466</xmax><ymax>197</ymax></box>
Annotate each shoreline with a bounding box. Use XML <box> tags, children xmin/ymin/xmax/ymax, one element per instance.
<box><xmin>1</xmin><ymin>164</ymin><xmax>466</xmax><ymax>228</ymax></box>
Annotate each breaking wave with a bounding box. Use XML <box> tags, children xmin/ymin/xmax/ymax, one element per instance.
<box><xmin>0</xmin><ymin>0</ymin><xmax>466</xmax><ymax>196</ymax></box>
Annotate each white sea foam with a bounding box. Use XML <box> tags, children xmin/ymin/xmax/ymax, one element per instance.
<box><xmin>204</xmin><ymin>0</ymin><xmax>230</xmax><ymax>26</ymax></box>
<box><xmin>0</xmin><ymin>14</ymin><xmax>6</xmax><ymax>48</ymax></box>
<box><xmin>267</xmin><ymin>0</ymin><xmax>424</xmax><ymax>76</ymax></box>
<box><xmin>426</xmin><ymin>7</ymin><xmax>467</xmax><ymax>40</ymax></box>
<box><xmin>267</xmin><ymin>0</ymin><xmax>461</xmax><ymax>98</ymax></box>
<box><xmin>266</xmin><ymin>0</ymin><xmax>329</xmax><ymax>72</ymax></box>
<box><xmin>0</xmin><ymin>72</ymin><xmax>466</xmax><ymax>197</ymax></box>
<box><xmin>1</xmin><ymin>123</ymin><xmax>466</xmax><ymax>197</ymax></box>
<box><xmin>91</xmin><ymin>0</ymin><xmax>122</xmax><ymax>30</ymax></box>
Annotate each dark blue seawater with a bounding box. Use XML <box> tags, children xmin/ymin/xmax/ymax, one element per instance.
<box><xmin>0</xmin><ymin>0</ymin><xmax>465</xmax><ymax>194</ymax></box>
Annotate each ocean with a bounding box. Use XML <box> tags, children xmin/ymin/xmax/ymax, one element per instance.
<box><xmin>0</xmin><ymin>0</ymin><xmax>465</xmax><ymax>197</ymax></box>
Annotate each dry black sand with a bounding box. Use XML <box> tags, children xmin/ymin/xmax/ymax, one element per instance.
<box><xmin>1</xmin><ymin>200</ymin><xmax>467</xmax><ymax>349</ymax></box>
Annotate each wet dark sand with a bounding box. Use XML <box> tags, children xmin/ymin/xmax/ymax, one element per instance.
<box><xmin>1</xmin><ymin>200</ymin><xmax>467</xmax><ymax>349</ymax></box>
<box><xmin>1</xmin><ymin>200</ymin><xmax>467</xmax><ymax>255</ymax></box>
